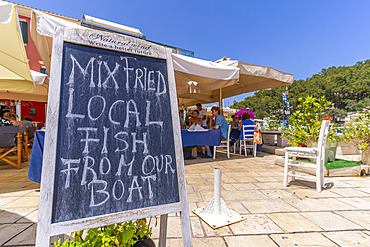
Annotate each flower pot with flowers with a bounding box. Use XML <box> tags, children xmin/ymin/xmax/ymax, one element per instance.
<box><xmin>340</xmin><ymin>113</ymin><xmax>370</xmax><ymax>165</ymax></box>
<box><xmin>282</xmin><ymin>96</ymin><xmax>341</xmax><ymax>162</ymax></box>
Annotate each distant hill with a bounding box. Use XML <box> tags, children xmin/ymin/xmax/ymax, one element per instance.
<box><xmin>231</xmin><ymin>60</ymin><xmax>370</xmax><ymax>120</ymax></box>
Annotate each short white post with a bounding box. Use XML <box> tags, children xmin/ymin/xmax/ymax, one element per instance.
<box><xmin>214</xmin><ymin>169</ymin><xmax>222</xmax><ymax>214</ymax></box>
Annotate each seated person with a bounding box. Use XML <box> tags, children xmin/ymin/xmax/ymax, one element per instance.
<box><xmin>3</xmin><ymin>112</ymin><xmax>20</xmax><ymax>126</ymax></box>
<box><xmin>239</xmin><ymin>112</ymin><xmax>255</xmax><ymax>153</ymax></box>
<box><xmin>203</xmin><ymin>106</ymin><xmax>228</xmax><ymax>158</ymax></box>
<box><xmin>229</xmin><ymin>115</ymin><xmax>240</xmax><ymax>145</ymax></box>
<box><xmin>0</xmin><ymin>115</ymin><xmax>14</xmax><ymax>126</ymax></box>
<box><xmin>239</xmin><ymin>112</ymin><xmax>254</xmax><ymax>139</ymax></box>
<box><xmin>10</xmin><ymin>114</ymin><xmax>23</xmax><ymax>126</ymax></box>
<box><xmin>21</xmin><ymin>116</ymin><xmax>34</xmax><ymax>128</ymax></box>
<box><xmin>189</xmin><ymin>110</ymin><xmax>202</xmax><ymax>126</ymax></box>
<box><xmin>196</xmin><ymin>103</ymin><xmax>207</xmax><ymax>128</ymax></box>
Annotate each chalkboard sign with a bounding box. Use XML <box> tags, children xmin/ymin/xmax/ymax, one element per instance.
<box><xmin>36</xmin><ymin>27</ymin><xmax>192</xmax><ymax>246</ymax></box>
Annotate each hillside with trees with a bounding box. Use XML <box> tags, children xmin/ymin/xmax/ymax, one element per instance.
<box><xmin>231</xmin><ymin>60</ymin><xmax>370</xmax><ymax>120</ymax></box>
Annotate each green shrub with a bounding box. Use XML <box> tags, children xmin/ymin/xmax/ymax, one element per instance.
<box><xmin>341</xmin><ymin>113</ymin><xmax>370</xmax><ymax>165</ymax></box>
<box><xmin>54</xmin><ymin>219</ymin><xmax>152</xmax><ymax>247</ymax></box>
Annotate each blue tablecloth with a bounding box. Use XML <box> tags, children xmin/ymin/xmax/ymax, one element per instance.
<box><xmin>28</xmin><ymin>130</ymin><xmax>45</xmax><ymax>183</ymax></box>
<box><xmin>28</xmin><ymin>129</ymin><xmax>221</xmax><ymax>182</ymax></box>
<box><xmin>181</xmin><ymin>129</ymin><xmax>222</xmax><ymax>147</ymax></box>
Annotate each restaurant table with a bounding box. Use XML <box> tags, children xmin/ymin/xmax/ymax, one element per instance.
<box><xmin>28</xmin><ymin>130</ymin><xmax>45</xmax><ymax>183</ymax></box>
<box><xmin>181</xmin><ymin>129</ymin><xmax>222</xmax><ymax>147</ymax></box>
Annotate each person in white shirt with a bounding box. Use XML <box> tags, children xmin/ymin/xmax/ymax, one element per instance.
<box><xmin>196</xmin><ymin>103</ymin><xmax>207</xmax><ymax>128</ymax></box>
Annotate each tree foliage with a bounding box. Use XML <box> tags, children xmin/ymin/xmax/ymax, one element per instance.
<box><xmin>231</xmin><ymin>60</ymin><xmax>370</xmax><ymax>119</ymax></box>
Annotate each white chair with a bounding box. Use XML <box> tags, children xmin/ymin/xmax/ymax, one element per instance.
<box><xmin>213</xmin><ymin>125</ymin><xmax>231</xmax><ymax>159</ymax></box>
<box><xmin>283</xmin><ymin>120</ymin><xmax>331</xmax><ymax>192</ymax></box>
<box><xmin>240</xmin><ymin>125</ymin><xmax>257</xmax><ymax>157</ymax></box>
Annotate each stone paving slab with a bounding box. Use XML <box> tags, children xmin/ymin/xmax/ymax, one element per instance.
<box><xmin>0</xmin><ymin>223</ymin><xmax>33</xmax><ymax>246</ymax></box>
<box><xmin>241</xmin><ymin>198</ymin><xmax>300</xmax><ymax>214</ymax></box>
<box><xmin>323</xmin><ymin>231</ymin><xmax>370</xmax><ymax>246</ymax></box>
<box><xmin>259</xmin><ymin>189</ymin><xmax>298</xmax><ymax>199</ymax></box>
<box><xmin>300</xmin><ymin>211</ymin><xmax>364</xmax><ymax>231</ymax></box>
<box><xmin>0</xmin><ymin>207</ymin><xmax>37</xmax><ymax>223</ymax></box>
<box><xmin>336</xmin><ymin>197</ymin><xmax>370</xmax><ymax>210</ymax></box>
<box><xmin>6</xmin><ymin>224</ymin><xmax>37</xmax><ymax>246</ymax></box>
<box><xmin>224</xmin><ymin>235</ymin><xmax>277</xmax><ymax>247</ymax></box>
<box><xmin>228</xmin><ymin>214</ymin><xmax>284</xmax><ymax>235</ymax></box>
<box><xmin>335</xmin><ymin>210</ymin><xmax>370</xmax><ymax>230</ymax></box>
<box><xmin>284</xmin><ymin>198</ymin><xmax>357</xmax><ymax>211</ymax></box>
<box><xmin>267</xmin><ymin>212</ymin><xmax>322</xmax><ymax>232</ymax></box>
<box><xmin>329</xmin><ymin>187</ymin><xmax>370</xmax><ymax>197</ymax></box>
<box><xmin>270</xmin><ymin>232</ymin><xmax>337</xmax><ymax>247</ymax></box>
<box><xmin>289</xmin><ymin>188</ymin><xmax>342</xmax><ymax>199</ymax></box>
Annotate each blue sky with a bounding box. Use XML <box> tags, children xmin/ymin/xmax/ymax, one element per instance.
<box><xmin>15</xmin><ymin>0</ymin><xmax>370</xmax><ymax>106</ymax></box>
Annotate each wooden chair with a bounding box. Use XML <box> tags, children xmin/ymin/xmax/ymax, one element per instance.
<box><xmin>23</xmin><ymin>126</ymin><xmax>37</xmax><ymax>159</ymax></box>
<box><xmin>240</xmin><ymin>125</ymin><xmax>257</xmax><ymax>157</ymax></box>
<box><xmin>283</xmin><ymin>120</ymin><xmax>331</xmax><ymax>192</ymax></box>
<box><xmin>0</xmin><ymin>126</ymin><xmax>23</xmax><ymax>169</ymax></box>
<box><xmin>213</xmin><ymin>125</ymin><xmax>231</xmax><ymax>159</ymax></box>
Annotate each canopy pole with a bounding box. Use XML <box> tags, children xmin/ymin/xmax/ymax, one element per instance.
<box><xmin>219</xmin><ymin>88</ymin><xmax>223</xmax><ymax>116</ymax></box>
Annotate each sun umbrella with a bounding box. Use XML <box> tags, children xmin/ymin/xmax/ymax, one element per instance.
<box><xmin>0</xmin><ymin>2</ymin><xmax>34</xmax><ymax>92</ymax></box>
<box><xmin>215</xmin><ymin>57</ymin><xmax>294</xmax><ymax>98</ymax></box>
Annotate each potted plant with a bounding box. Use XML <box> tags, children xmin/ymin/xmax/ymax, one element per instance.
<box><xmin>341</xmin><ymin>113</ymin><xmax>370</xmax><ymax>165</ymax></box>
<box><xmin>54</xmin><ymin>219</ymin><xmax>155</xmax><ymax>247</ymax></box>
<box><xmin>282</xmin><ymin>96</ymin><xmax>341</xmax><ymax>162</ymax></box>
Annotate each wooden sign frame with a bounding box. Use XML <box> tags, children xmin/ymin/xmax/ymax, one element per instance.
<box><xmin>36</xmin><ymin>27</ymin><xmax>192</xmax><ymax>246</ymax></box>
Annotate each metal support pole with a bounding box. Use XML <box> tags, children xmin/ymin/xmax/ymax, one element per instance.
<box><xmin>214</xmin><ymin>169</ymin><xmax>222</xmax><ymax>214</ymax></box>
<box><xmin>219</xmin><ymin>89</ymin><xmax>223</xmax><ymax>116</ymax></box>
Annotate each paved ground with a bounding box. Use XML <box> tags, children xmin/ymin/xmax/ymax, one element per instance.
<box><xmin>1</xmin><ymin>150</ymin><xmax>370</xmax><ymax>246</ymax></box>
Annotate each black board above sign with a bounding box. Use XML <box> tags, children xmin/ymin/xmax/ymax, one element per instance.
<box><xmin>51</xmin><ymin>42</ymin><xmax>179</xmax><ymax>223</ymax></box>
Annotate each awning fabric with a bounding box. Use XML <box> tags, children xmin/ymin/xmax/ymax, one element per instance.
<box><xmin>30</xmin><ymin>9</ymin><xmax>84</xmax><ymax>76</ymax></box>
<box><xmin>0</xmin><ymin>2</ymin><xmax>34</xmax><ymax>92</ymax></box>
<box><xmin>28</xmin><ymin>11</ymin><xmax>293</xmax><ymax>106</ymax></box>
<box><xmin>173</xmin><ymin>54</ymin><xmax>239</xmax><ymax>96</ymax></box>
<box><xmin>178</xmin><ymin>58</ymin><xmax>294</xmax><ymax>107</ymax></box>
<box><xmin>30</xmin><ymin>11</ymin><xmax>241</xmax><ymax>104</ymax></box>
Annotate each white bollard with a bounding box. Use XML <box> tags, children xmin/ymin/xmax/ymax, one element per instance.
<box><xmin>192</xmin><ymin>168</ymin><xmax>245</xmax><ymax>229</ymax></box>
<box><xmin>214</xmin><ymin>169</ymin><xmax>222</xmax><ymax>214</ymax></box>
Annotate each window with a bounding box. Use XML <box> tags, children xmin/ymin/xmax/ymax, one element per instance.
<box><xmin>19</xmin><ymin>20</ymin><xmax>28</xmax><ymax>44</ymax></box>
<box><xmin>40</xmin><ymin>67</ymin><xmax>47</xmax><ymax>74</ymax></box>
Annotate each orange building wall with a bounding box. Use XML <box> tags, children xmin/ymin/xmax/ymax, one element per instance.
<box><xmin>18</xmin><ymin>15</ymin><xmax>47</xmax><ymax>125</ymax></box>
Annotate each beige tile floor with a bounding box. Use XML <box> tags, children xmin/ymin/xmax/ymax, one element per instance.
<box><xmin>1</xmin><ymin>150</ymin><xmax>370</xmax><ymax>246</ymax></box>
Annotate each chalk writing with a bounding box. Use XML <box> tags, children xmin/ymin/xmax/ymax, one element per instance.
<box><xmin>51</xmin><ymin>42</ymin><xmax>179</xmax><ymax>224</ymax></box>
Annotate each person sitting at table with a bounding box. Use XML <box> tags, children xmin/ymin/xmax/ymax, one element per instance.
<box><xmin>21</xmin><ymin>116</ymin><xmax>34</xmax><ymax>128</ymax></box>
<box><xmin>3</xmin><ymin>112</ymin><xmax>22</xmax><ymax>126</ymax></box>
<box><xmin>229</xmin><ymin>115</ymin><xmax>241</xmax><ymax>147</ymax></box>
<box><xmin>239</xmin><ymin>112</ymin><xmax>255</xmax><ymax>154</ymax></box>
<box><xmin>189</xmin><ymin>110</ymin><xmax>202</xmax><ymax>126</ymax></box>
<box><xmin>0</xmin><ymin>114</ymin><xmax>14</xmax><ymax>126</ymax></box>
<box><xmin>202</xmin><ymin>106</ymin><xmax>228</xmax><ymax>158</ymax></box>
<box><xmin>10</xmin><ymin>114</ymin><xmax>23</xmax><ymax>126</ymax></box>
<box><xmin>196</xmin><ymin>103</ymin><xmax>207</xmax><ymax>128</ymax></box>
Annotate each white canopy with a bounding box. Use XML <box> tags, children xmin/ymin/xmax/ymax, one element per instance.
<box><xmin>27</xmin><ymin>10</ymin><xmax>293</xmax><ymax>106</ymax></box>
<box><xmin>173</xmin><ymin>53</ymin><xmax>239</xmax><ymax>96</ymax></box>
<box><xmin>215</xmin><ymin>57</ymin><xmax>294</xmax><ymax>97</ymax></box>
<box><xmin>28</xmin><ymin>11</ymin><xmax>241</xmax><ymax>103</ymax></box>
